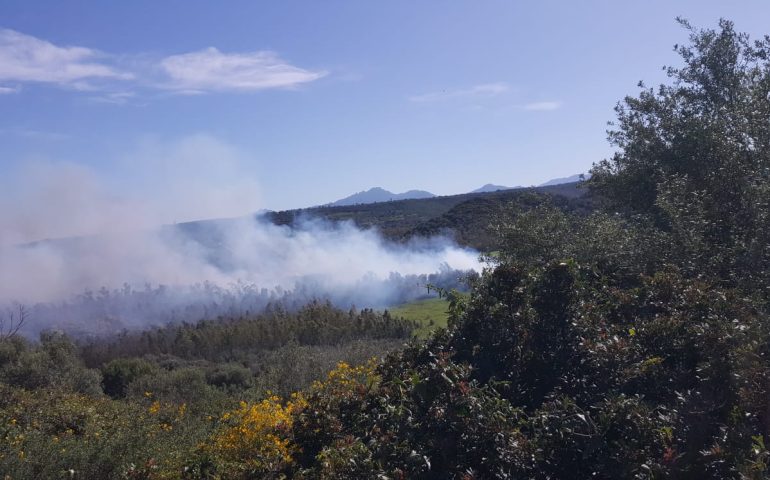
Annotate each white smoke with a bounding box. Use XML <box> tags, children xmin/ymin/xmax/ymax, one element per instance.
<box><xmin>0</xmin><ymin>135</ymin><xmax>480</xmax><ymax>334</ymax></box>
<box><xmin>0</xmin><ymin>134</ymin><xmax>262</xmax><ymax>246</ymax></box>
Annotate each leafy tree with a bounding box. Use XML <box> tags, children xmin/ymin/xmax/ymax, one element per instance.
<box><xmin>592</xmin><ymin>18</ymin><xmax>770</xmax><ymax>214</ymax></box>
<box><xmin>590</xmin><ymin>18</ymin><xmax>770</xmax><ymax>287</ymax></box>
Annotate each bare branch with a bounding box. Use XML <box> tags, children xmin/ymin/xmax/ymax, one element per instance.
<box><xmin>0</xmin><ymin>304</ymin><xmax>28</xmax><ymax>340</ymax></box>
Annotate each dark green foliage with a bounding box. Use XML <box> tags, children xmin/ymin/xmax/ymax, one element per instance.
<box><xmin>85</xmin><ymin>301</ymin><xmax>418</xmax><ymax>408</ymax></box>
<box><xmin>278</xmin><ymin>260</ymin><xmax>768</xmax><ymax>478</ymax></box>
<box><xmin>290</xmin><ymin>351</ymin><xmax>531</xmax><ymax>479</ymax></box>
<box><xmin>0</xmin><ymin>332</ymin><xmax>101</xmax><ymax>395</ymax></box>
<box><xmin>592</xmin><ymin>18</ymin><xmax>770</xmax><ymax>216</ymax></box>
<box><xmin>81</xmin><ymin>300</ymin><xmax>416</xmax><ymax>367</ymax></box>
<box><xmin>493</xmin><ymin>204</ymin><xmax>675</xmax><ymax>280</ymax></box>
<box><xmin>409</xmin><ymin>189</ymin><xmax>595</xmax><ymax>251</ymax></box>
<box><xmin>127</xmin><ymin>367</ymin><xmax>228</xmax><ymax>412</ymax></box>
<box><xmin>590</xmin><ymin>18</ymin><xmax>770</xmax><ymax>291</ymax></box>
<box><xmin>249</xmin><ymin>340</ymin><xmax>404</xmax><ymax>399</ymax></box>
<box><xmin>259</xmin><ymin>19</ymin><xmax>770</xmax><ymax>479</ymax></box>
<box><xmin>205</xmin><ymin>363</ymin><xmax>253</xmax><ymax>391</ymax></box>
<box><xmin>101</xmin><ymin>357</ymin><xmax>158</xmax><ymax>398</ymax></box>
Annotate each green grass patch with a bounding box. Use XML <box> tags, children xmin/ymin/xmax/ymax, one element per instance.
<box><xmin>388</xmin><ymin>297</ymin><xmax>450</xmax><ymax>338</ymax></box>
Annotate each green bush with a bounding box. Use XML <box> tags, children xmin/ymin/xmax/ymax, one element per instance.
<box><xmin>102</xmin><ymin>357</ymin><xmax>159</xmax><ymax>398</ymax></box>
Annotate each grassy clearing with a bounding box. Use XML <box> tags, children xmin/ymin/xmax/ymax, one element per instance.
<box><xmin>388</xmin><ymin>297</ymin><xmax>450</xmax><ymax>338</ymax></box>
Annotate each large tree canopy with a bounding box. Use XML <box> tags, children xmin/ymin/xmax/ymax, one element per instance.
<box><xmin>592</xmin><ymin>18</ymin><xmax>770</xmax><ymax>212</ymax></box>
<box><xmin>590</xmin><ymin>18</ymin><xmax>770</xmax><ymax>287</ymax></box>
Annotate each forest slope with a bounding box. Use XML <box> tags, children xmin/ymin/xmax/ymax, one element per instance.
<box><xmin>261</xmin><ymin>181</ymin><xmax>593</xmax><ymax>250</ymax></box>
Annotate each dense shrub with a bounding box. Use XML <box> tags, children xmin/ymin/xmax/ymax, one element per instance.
<box><xmin>0</xmin><ymin>333</ymin><xmax>101</xmax><ymax>395</ymax></box>
<box><xmin>102</xmin><ymin>357</ymin><xmax>159</xmax><ymax>398</ymax></box>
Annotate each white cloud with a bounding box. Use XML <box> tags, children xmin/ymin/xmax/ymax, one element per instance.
<box><xmin>409</xmin><ymin>82</ymin><xmax>510</xmax><ymax>102</ymax></box>
<box><xmin>0</xmin><ymin>29</ymin><xmax>131</xmax><ymax>87</ymax></box>
<box><xmin>522</xmin><ymin>101</ymin><xmax>562</xmax><ymax>111</ymax></box>
<box><xmin>0</xmin><ymin>29</ymin><xmax>326</xmax><ymax>99</ymax></box>
<box><xmin>159</xmin><ymin>47</ymin><xmax>327</xmax><ymax>93</ymax></box>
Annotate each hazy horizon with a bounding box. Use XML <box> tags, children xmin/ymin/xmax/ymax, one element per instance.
<box><xmin>3</xmin><ymin>2</ymin><xmax>770</xmax><ymax>232</ymax></box>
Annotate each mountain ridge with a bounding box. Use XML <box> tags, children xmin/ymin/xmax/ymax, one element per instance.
<box><xmin>538</xmin><ymin>173</ymin><xmax>587</xmax><ymax>187</ymax></box>
<box><xmin>471</xmin><ymin>183</ymin><xmax>518</xmax><ymax>193</ymax></box>
<box><xmin>330</xmin><ymin>173</ymin><xmax>589</xmax><ymax>207</ymax></box>
<box><xmin>329</xmin><ymin>187</ymin><xmax>435</xmax><ymax>206</ymax></box>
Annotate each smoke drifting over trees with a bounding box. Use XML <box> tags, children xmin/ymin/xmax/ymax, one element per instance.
<box><xmin>0</xmin><ymin>137</ymin><xmax>480</xmax><ymax>336</ymax></box>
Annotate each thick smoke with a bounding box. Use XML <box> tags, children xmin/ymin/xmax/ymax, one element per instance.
<box><xmin>0</xmin><ymin>135</ymin><xmax>480</xmax><ymax>337</ymax></box>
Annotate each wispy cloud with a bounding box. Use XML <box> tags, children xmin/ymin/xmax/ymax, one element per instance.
<box><xmin>409</xmin><ymin>82</ymin><xmax>510</xmax><ymax>102</ymax></box>
<box><xmin>522</xmin><ymin>101</ymin><xmax>562</xmax><ymax>111</ymax></box>
<box><xmin>159</xmin><ymin>48</ymin><xmax>326</xmax><ymax>93</ymax></box>
<box><xmin>0</xmin><ymin>29</ymin><xmax>327</xmax><ymax>100</ymax></box>
<box><xmin>0</xmin><ymin>127</ymin><xmax>70</xmax><ymax>141</ymax></box>
<box><xmin>88</xmin><ymin>91</ymin><xmax>138</xmax><ymax>105</ymax></box>
<box><xmin>0</xmin><ymin>29</ymin><xmax>131</xmax><ymax>88</ymax></box>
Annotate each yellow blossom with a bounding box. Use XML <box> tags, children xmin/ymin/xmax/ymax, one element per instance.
<box><xmin>210</xmin><ymin>395</ymin><xmax>303</xmax><ymax>471</ymax></box>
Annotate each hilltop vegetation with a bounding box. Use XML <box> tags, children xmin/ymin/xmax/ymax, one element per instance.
<box><xmin>263</xmin><ymin>181</ymin><xmax>594</xmax><ymax>251</ymax></box>
<box><xmin>2</xmin><ymin>18</ymin><xmax>770</xmax><ymax>479</ymax></box>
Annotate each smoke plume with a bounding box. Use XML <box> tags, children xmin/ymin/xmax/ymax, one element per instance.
<box><xmin>0</xmin><ymin>135</ymin><xmax>480</xmax><ymax>336</ymax></box>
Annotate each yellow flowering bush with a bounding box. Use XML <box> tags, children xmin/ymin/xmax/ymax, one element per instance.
<box><xmin>289</xmin><ymin>359</ymin><xmax>380</xmax><ymax>468</ymax></box>
<box><xmin>201</xmin><ymin>361</ymin><xmax>378</xmax><ymax>477</ymax></box>
<box><xmin>310</xmin><ymin>359</ymin><xmax>379</xmax><ymax>399</ymax></box>
<box><xmin>208</xmin><ymin>393</ymin><xmax>307</xmax><ymax>476</ymax></box>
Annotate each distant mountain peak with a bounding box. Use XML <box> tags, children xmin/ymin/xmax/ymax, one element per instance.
<box><xmin>538</xmin><ymin>173</ymin><xmax>589</xmax><ymax>187</ymax></box>
<box><xmin>471</xmin><ymin>183</ymin><xmax>519</xmax><ymax>194</ymax></box>
<box><xmin>330</xmin><ymin>187</ymin><xmax>435</xmax><ymax>206</ymax></box>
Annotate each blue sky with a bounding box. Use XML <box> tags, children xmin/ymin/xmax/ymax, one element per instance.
<box><xmin>2</xmin><ymin>1</ymin><xmax>770</xmax><ymax>217</ymax></box>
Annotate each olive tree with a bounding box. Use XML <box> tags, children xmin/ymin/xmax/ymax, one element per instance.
<box><xmin>590</xmin><ymin>18</ymin><xmax>770</xmax><ymax>287</ymax></box>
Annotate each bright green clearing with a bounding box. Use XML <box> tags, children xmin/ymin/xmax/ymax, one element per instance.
<box><xmin>388</xmin><ymin>297</ymin><xmax>450</xmax><ymax>338</ymax></box>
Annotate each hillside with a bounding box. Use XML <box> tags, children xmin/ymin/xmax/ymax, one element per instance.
<box><xmin>262</xmin><ymin>181</ymin><xmax>593</xmax><ymax>251</ymax></box>
<box><xmin>25</xmin><ymin>182</ymin><xmax>590</xmax><ymax>261</ymax></box>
